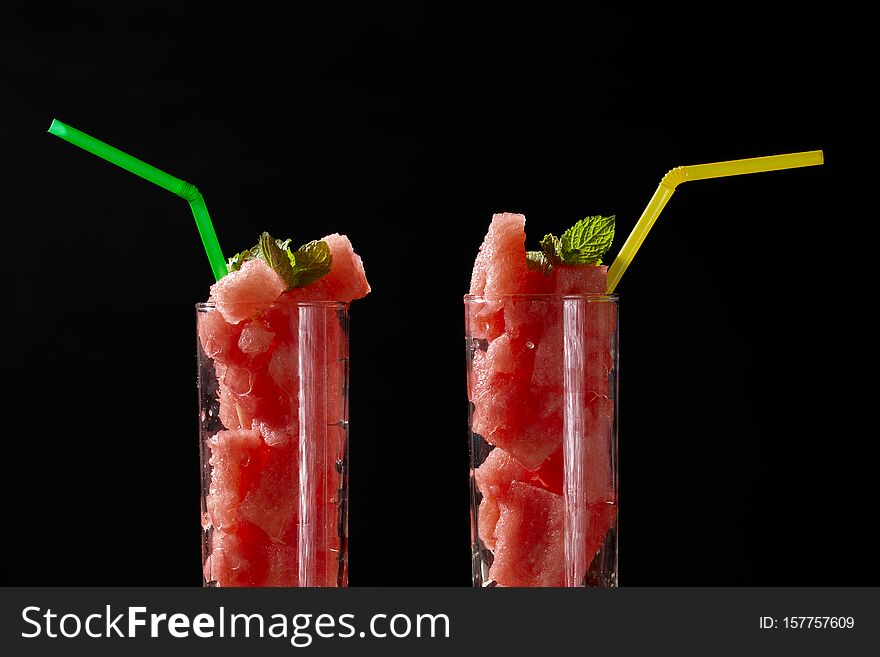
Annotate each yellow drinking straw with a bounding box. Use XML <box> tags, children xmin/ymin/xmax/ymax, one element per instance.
<box><xmin>605</xmin><ymin>150</ymin><xmax>825</xmax><ymax>293</ymax></box>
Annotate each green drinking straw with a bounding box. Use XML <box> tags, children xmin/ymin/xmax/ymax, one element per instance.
<box><xmin>48</xmin><ymin>119</ymin><xmax>228</xmax><ymax>281</ymax></box>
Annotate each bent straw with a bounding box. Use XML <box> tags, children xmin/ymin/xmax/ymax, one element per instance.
<box><xmin>605</xmin><ymin>150</ymin><xmax>824</xmax><ymax>294</ymax></box>
<box><xmin>48</xmin><ymin>119</ymin><xmax>227</xmax><ymax>281</ymax></box>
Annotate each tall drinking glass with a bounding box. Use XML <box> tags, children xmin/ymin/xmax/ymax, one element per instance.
<box><xmin>466</xmin><ymin>294</ymin><xmax>618</xmax><ymax>587</ymax></box>
<box><xmin>197</xmin><ymin>300</ymin><xmax>350</xmax><ymax>587</ymax></box>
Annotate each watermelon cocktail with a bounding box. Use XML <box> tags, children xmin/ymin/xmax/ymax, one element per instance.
<box><xmin>467</xmin><ymin>213</ymin><xmax>618</xmax><ymax>587</ymax></box>
<box><xmin>198</xmin><ymin>232</ymin><xmax>370</xmax><ymax>586</ymax></box>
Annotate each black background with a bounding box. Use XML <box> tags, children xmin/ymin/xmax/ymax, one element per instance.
<box><xmin>2</xmin><ymin>2</ymin><xmax>872</xmax><ymax>586</ymax></box>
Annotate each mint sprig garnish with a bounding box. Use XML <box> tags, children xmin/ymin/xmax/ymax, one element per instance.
<box><xmin>527</xmin><ymin>214</ymin><xmax>615</xmax><ymax>276</ymax></box>
<box><xmin>525</xmin><ymin>250</ymin><xmax>553</xmax><ymax>276</ymax></box>
<box><xmin>259</xmin><ymin>233</ymin><xmax>296</xmax><ymax>290</ymax></box>
<box><xmin>288</xmin><ymin>239</ymin><xmax>332</xmax><ymax>287</ymax></box>
<box><xmin>226</xmin><ymin>248</ymin><xmax>254</xmax><ymax>273</ymax></box>
<box><xmin>227</xmin><ymin>232</ymin><xmax>333</xmax><ymax>290</ymax></box>
<box><xmin>559</xmin><ymin>215</ymin><xmax>615</xmax><ymax>264</ymax></box>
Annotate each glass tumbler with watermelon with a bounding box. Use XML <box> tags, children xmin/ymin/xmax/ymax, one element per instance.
<box><xmin>198</xmin><ymin>232</ymin><xmax>370</xmax><ymax>587</ymax></box>
<box><xmin>461</xmin><ymin>152</ymin><xmax>825</xmax><ymax>587</ymax></box>
<box><xmin>44</xmin><ymin>120</ymin><xmax>369</xmax><ymax>587</ymax></box>
<box><xmin>467</xmin><ymin>213</ymin><xmax>618</xmax><ymax>587</ymax></box>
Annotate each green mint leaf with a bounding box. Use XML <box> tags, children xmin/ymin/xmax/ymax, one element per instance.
<box><xmin>258</xmin><ymin>232</ymin><xmax>298</xmax><ymax>288</ymax></box>
<box><xmin>289</xmin><ymin>239</ymin><xmax>332</xmax><ymax>288</ymax></box>
<box><xmin>539</xmin><ymin>233</ymin><xmax>563</xmax><ymax>264</ymax></box>
<box><xmin>228</xmin><ymin>235</ymin><xmax>294</xmax><ymax>272</ymax></box>
<box><xmin>558</xmin><ymin>214</ymin><xmax>615</xmax><ymax>265</ymax></box>
<box><xmin>526</xmin><ymin>251</ymin><xmax>554</xmax><ymax>277</ymax></box>
<box><xmin>529</xmin><ymin>215</ymin><xmax>616</xmax><ymax>271</ymax></box>
<box><xmin>226</xmin><ymin>233</ymin><xmax>333</xmax><ymax>290</ymax></box>
<box><xmin>227</xmin><ymin>247</ymin><xmax>254</xmax><ymax>272</ymax></box>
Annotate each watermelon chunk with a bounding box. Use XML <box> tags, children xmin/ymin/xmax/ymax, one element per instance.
<box><xmin>209</xmin><ymin>259</ymin><xmax>286</xmax><ymax>324</ymax></box>
<box><xmin>469</xmin><ymin>213</ymin><xmax>528</xmax><ymax>296</ymax></box>
<box><xmin>198</xmin><ymin>307</ymin><xmax>245</xmax><ymax>364</ymax></box>
<box><xmin>239</xmin><ymin>439</ymin><xmax>297</xmax><ymax>543</ymax></box>
<box><xmin>238</xmin><ymin>324</ymin><xmax>275</xmax><ymax>354</ymax></box>
<box><xmin>551</xmin><ymin>264</ymin><xmax>608</xmax><ymax>295</ymax></box>
<box><xmin>470</xmin><ymin>330</ymin><xmax>562</xmax><ymax>469</ymax></box>
<box><xmin>474</xmin><ymin>448</ymin><xmax>531</xmax><ymax>550</ymax></box>
<box><xmin>203</xmin><ymin>531</ymin><xmax>251</xmax><ymax>587</ymax></box>
<box><xmin>206</xmin><ymin>428</ymin><xmax>262</xmax><ymax>533</ymax></box>
<box><xmin>282</xmin><ymin>233</ymin><xmax>370</xmax><ymax>303</ymax></box>
<box><xmin>490</xmin><ymin>481</ymin><xmax>564</xmax><ymax>587</ymax></box>
<box><xmin>319</xmin><ymin>232</ymin><xmax>371</xmax><ymax>301</ymax></box>
<box><xmin>468</xmin><ymin>213</ymin><xmax>529</xmax><ymax>341</ymax></box>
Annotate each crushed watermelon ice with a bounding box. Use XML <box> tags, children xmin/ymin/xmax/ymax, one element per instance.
<box><xmin>468</xmin><ymin>213</ymin><xmax>617</xmax><ymax>587</ymax></box>
<box><xmin>199</xmin><ymin>233</ymin><xmax>369</xmax><ymax>587</ymax></box>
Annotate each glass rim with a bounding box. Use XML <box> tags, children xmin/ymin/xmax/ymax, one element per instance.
<box><xmin>196</xmin><ymin>300</ymin><xmax>350</xmax><ymax>311</ymax></box>
<box><xmin>464</xmin><ymin>293</ymin><xmax>618</xmax><ymax>302</ymax></box>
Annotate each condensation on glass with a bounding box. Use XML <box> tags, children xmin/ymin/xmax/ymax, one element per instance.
<box><xmin>196</xmin><ymin>301</ymin><xmax>349</xmax><ymax>587</ymax></box>
<box><xmin>465</xmin><ymin>294</ymin><xmax>619</xmax><ymax>587</ymax></box>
